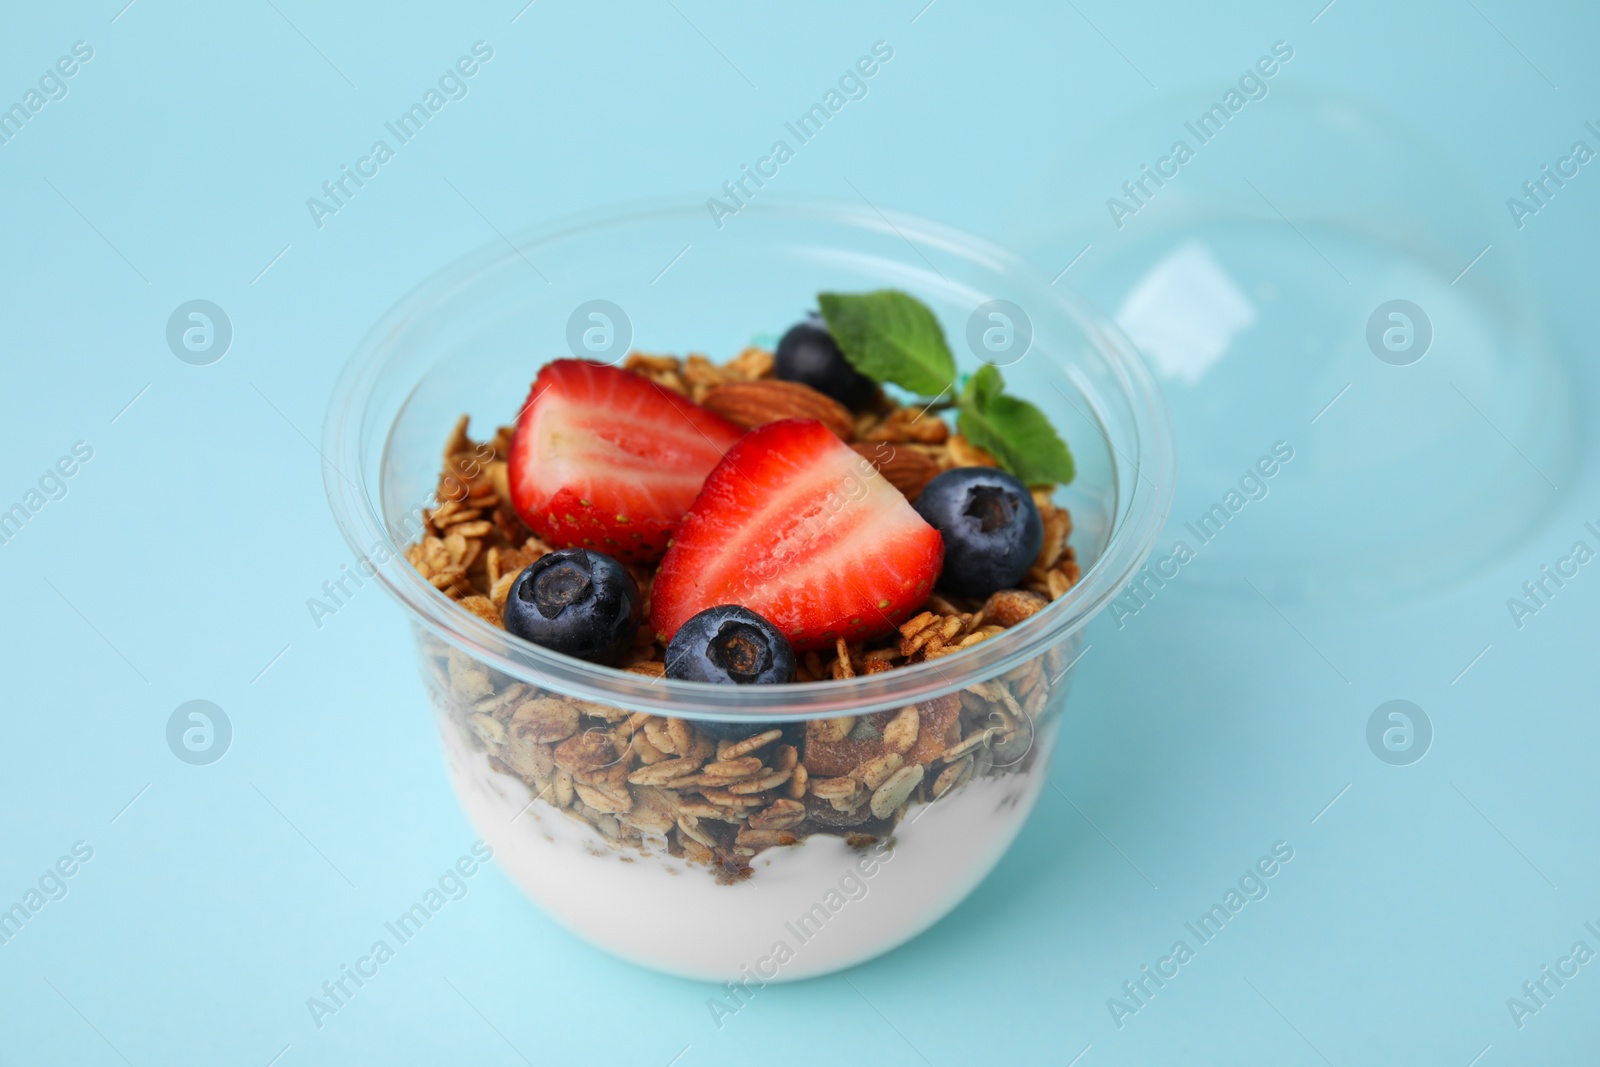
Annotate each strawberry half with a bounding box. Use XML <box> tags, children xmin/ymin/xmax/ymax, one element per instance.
<box><xmin>508</xmin><ymin>360</ymin><xmax>745</xmax><ymax>563</ymax></box>
<box><xmin>650</xmin><ymin>418</ymin><xmax>944</xmax><ymax>651</ymax></box>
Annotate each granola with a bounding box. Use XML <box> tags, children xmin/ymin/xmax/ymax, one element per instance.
<box><xmin>408</xmin><ymin>347</ymin><xmax>1081</xmax><ymax>882</ymax></box>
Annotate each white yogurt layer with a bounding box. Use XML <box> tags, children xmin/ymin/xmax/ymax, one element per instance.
<box><xmin>440</xmin><ymin>717</ymin><xmax>1053</xmax><ymax>981</ymax></box>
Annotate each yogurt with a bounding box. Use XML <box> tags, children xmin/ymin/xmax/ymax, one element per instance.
<box><xmin>440</xmin><ymin>715</ymin><xmax>1055</xmax><ymax>981</ymax></box>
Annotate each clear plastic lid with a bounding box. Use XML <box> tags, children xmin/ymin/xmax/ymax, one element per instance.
<box><xmin>1003</xmin><ymin>87</ymin><xmax>1577</xmax><ymax>603</ymax></box>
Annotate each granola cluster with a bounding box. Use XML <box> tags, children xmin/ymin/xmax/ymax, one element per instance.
<box><xmin>406</xmin><ymin>347</ymin><xmax>1083</xmax><ymax>881</ymax></box>
<box><xmin>422</xmin><ymin>636</ymin><xmax>1064</xmax><ymax>882</ymax></box>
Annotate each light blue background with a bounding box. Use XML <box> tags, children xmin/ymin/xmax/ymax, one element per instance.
<box><xmin>2</xmin><ymin>1</ymin><xmax>1596</xmax><ymax>1064</ymax></box>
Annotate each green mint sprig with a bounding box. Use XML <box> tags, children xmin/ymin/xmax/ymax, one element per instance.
<box><xmin>816</xmin><ymin>289</ymin><xmax>1075</xmax><ymax>486</ymax></box>
<box><xmin>816</xmin><ymin>290</ymin><xmax>954</xmax><ymax>396</ymax></box>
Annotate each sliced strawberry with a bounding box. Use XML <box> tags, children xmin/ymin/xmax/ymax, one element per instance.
<box><xmin>508</xmin><ymin>360</ymin><xmax>744</xmax><ymax>563</ymax></box>
<box><xmin>650</xmin><ymin>419</ymin><xmax>944</xmax><ymax>651</ymax></box>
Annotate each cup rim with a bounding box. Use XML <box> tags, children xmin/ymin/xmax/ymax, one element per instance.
<box><xmin>323</xmin><ymin>195</ymin><xmax>1175</xmax><ymax>720</ymax></box>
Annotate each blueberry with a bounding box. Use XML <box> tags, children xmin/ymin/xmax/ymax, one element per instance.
<box><xmin>775</xmin><ymin>316</ymin><xmax>877</xmax><ymax>410</ymax></box>
<box><xmin>665</xmin><ymin>605</ymin><xmax>797</xmax><ymax>686</ymax></box>
<box><xmin>503</xmin><ymin>548</ymin><xmax>641</xmax><ymax>663</ymax></box>
<box><xmin>914</xmin><ymin>467</ymin><xmax>1044</xmax><ymax>599</ymax></box>
<box><xmin>694</xmin><ymin>719</ymin><xmax>773</xmax><ymax>741</ymax></box>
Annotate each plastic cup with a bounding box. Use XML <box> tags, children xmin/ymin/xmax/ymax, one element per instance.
<box><xmin>323</xmin><ymin>198</ymin><xmax>1173</xmax><ymax>980</ymax></box>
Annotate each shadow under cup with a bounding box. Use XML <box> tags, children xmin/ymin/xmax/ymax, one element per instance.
<box><xmin>323</xmin><ymin>199</ymin><xmax>1173</xmax><ymax>980</ymax></box>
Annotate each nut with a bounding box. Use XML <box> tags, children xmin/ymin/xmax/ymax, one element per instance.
<box><xmin>851</xmin><ymin>442</ymin><xmax>942</xmax><ymax>500</ymax></box>
<box><xmin>701</xmin><ymin>380</ymin><xmax>856</xmax><ymax>440</ymax></box>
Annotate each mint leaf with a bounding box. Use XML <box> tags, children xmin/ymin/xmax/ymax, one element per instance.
<box><xmin>957</xmin><ymin>368</ymin><xmax>1075</xmax><ymax>486</ymax></box>
<box><xmin>964</xmin><ymin>364</ymin><xmax>1003</xmax><ymax>409</ymax></box>
<box><xmin>817</xmin><ymin>290</ymin><xmax>957</xmax><ymax>397</ymax></box>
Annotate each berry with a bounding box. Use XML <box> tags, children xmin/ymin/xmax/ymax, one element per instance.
<box><xmin>502</xmin><ymin>548</ymin><xmax>641</xmax><ymax>663</ymax></box>
<box><xmin>650</xmin><ymin>419</ymin><xmax>943</xmax><ymax>651</ymax></box>
<box><xmin>665</xmin><ymin>605</ymin><xmax>797</xmax><ymax>685</ymax></box>
<box><xmin>775</xmin><ymin>317</ymin><xmax>877</xmax><ymax>411</ymax></box>
<box><xmin>912</xmin><ymin>467</ymin><xmax>1043</xmax><ymax>599</ymax></box>
<box><xmin>508</xmin><ymin>360</ymin><xmax>745</xmax><ymax>563</ymax></box>
<box><xmin>694</xmin><ymin>720</ymin><xmax>770</xmax><ymax>741</ymax></box>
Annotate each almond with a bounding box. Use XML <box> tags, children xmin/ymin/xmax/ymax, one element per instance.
<box><xmin>701</xmin><ymin>380</ymin><xmax>856</xmax><ymax>440</ymax></box>
<box><xmin>851</xmin><ymin>442</ymin><xmax>941</xmax><ymax>500</ymax></box>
